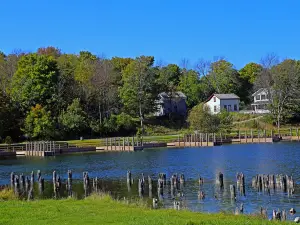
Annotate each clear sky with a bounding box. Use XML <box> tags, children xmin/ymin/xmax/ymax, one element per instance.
<box><xmin>1</xmin><ymin>0</ymin><xmax>300</xmax><ymax>68</ymax></box>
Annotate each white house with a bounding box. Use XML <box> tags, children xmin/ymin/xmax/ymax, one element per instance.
<box><xmin>154</xmin><ymin>91</ymin><xmax>187</xmax><ymax>117</ymax></box>
<box><xmin>205</xmin><ymin>93</ymin><xmax>240</xmax><ymax>114</ymax></box>
<box><xmin>251</xmin><ymin>88</ymin><xmax>270</xmax><ymax>114</ymax></box>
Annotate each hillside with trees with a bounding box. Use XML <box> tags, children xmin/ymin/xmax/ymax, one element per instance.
<box><xmin>0</xmin><ymin>47</ymin><xmax>299</xmax><ymax>142</ymax></box>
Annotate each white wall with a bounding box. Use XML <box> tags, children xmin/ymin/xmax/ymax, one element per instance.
<box><xmin>206</xmin><ymin>97</ymin><xmax>221</xmax><ymax>114</ymax></box>
<box><xmin>253</xmin><ymin>90</ymin><xmax>269</xmax><ymax>103</ymax></box>
<box><xmin>205</xmin><ymin>96</ymin><xmax>239</xmax><ymax>114</ymax></box>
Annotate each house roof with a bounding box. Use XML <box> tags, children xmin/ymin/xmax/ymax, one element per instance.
<box><xmin>214</xmin><ymin>94</ymin><xmax>240</xmax><ymax>100</ymax></box>
<box><xmin>252</xmin><ymin>88</ymin><xmax>268</xmax><ymax>97</ymax></box>
<box><xmin>205</xmin><ymin>93</ymin><xmax>240</xmax><ymax>102</ymax></box>
<box><xmin>159</xmin><ymin>91</ymin><xmax>186</xmax><ymax>99</ymax></box>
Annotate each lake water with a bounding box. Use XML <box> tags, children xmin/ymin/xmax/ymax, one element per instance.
<box><xmin>0</xmin><ymin>143</ymin><xmax>299</xmax><ymax>220</ymax></box>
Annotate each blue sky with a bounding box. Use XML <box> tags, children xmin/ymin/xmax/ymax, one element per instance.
<box><xmin>1</xmin><ymin>0</ymin><xmax>300</xmax><ymax>68</ymax></box>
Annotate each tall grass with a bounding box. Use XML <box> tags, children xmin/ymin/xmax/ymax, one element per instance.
<box><xmin>0</xmin><ymin>188</ymin><xmax>17</xmax><ymax>201</ymax></box>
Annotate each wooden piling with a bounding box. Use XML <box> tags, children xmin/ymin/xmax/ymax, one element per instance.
<box><xmin>216</xmin><ymin>172</ymin><xmax>224</xmax><ymax>189</ymax></box>
<box><xmin>230</xmin><ymin>184</ymin><xmax>236</xmax><ymax>200</ymax></box>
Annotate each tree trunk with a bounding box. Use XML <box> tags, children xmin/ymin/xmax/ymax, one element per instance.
<box><xmin>277</xmin><ymin>114</ymin><xmax>280</xmax><ymax>137</ymax></box>
<box><xmin>139</xmin><ymin>101</ymin><xmax>144</xmax><ymax>135</ymax></box>
<box><xmin>99</xmin><ymin>103</ymin><xmax>102</xmax><ymax>126</ymax></box>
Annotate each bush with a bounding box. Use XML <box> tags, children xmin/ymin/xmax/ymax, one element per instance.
<box><xmin>0</xmin><ymin>188</ymin><xmax>17</xmax><ymax>200</ymax></box>
<box><xmin>4</xmin><ymin>136</ymin><xmax>12</xmax><ymax>145</ymax></box>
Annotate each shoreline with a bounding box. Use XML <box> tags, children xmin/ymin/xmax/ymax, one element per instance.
<box><xmin>0</xmin><ymin>193</ymin><xmax>283</xmax><ymax>225</ymax></box>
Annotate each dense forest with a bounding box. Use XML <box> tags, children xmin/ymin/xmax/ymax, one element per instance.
<box><xmin>0</xmin><ymin>47</ymin><xmax>300</xmax><ymax>142</ymax></box>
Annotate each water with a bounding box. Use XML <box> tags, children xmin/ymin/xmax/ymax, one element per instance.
<box><xmin>0</xmin><ymin>143</ymin><xmax>299</xmax><ymax>220</ymax></box>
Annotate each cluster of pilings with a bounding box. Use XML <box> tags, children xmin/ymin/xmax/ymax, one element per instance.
<box><xmin>10</xmin><ymin>171</ymin><xmax>44</xmax><ymax>200</ymax></box>
<box><xmin>252</xmin><ymin>174</ymin><xmax>295</xmax><ymax>194</ymax></box>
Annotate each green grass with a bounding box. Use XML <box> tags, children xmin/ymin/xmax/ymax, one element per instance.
<box><xmin>65</xmin><ymin>135</ymin><xmax>182</xmax><ymax>147</ymax></box>
<box><xmin>0</xmin><ymin>194</ymin><xmax>289</xmax><ymax>225</ymax></box>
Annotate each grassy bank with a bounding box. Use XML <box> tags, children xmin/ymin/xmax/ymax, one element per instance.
<box><xmin>66</xmin><ymin>135</ymin><xmax>182</xmax><ymax>147</ymax></box>
<box><xmin>0</xmin><ymin>194</ymin><xmax>288</xmax><ymax>225</ymax></box>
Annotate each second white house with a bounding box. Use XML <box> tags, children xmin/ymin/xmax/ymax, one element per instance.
<box><xmin>205</xmin><ymin>93</ymin><xmax>240</xmax><ymax>114</ymax></box>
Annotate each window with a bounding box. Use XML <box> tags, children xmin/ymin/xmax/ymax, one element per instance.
<box><xmin>234</xmin><ymin>104</ymin><xmax>237</xmax><ymax>111</ymax></box>
<box><xmin>214</xmin><ymin>105</ymin><xmax>217</xmax><ymax>112</ymax></box>
<box><xmin>213</xmin><ymin>97</ymin><xmax>216</xmax><ymax>102</ymax></box>
<box><xmin>256</xmin><ymin>95</ymin><xmax>260</xmax><ymax>100</ymax></box>
<box><xmin>261</xmin><ymin>95</ymin><xmax>266</xmax><ymax>100</ymax></box>
<box><xmin>224</xmin><ymin>105</ymin><xmax>227</xmax><ymax>110</ymax></box>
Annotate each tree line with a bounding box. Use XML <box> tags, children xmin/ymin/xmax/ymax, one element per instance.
<box><xmin>0</xmin><ymin>47</ymin><xmax>299</xmax><ymax>141</ymax></box>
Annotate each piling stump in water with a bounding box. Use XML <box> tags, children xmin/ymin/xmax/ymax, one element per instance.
<box><xmin>20</xmin><ymin>174</ymin><xmax>25</xmax><ymax>191</ymax></box>
<box><xmin>138</xmin><ymin>178</ymin><xmax>144</xmax><ymax>197</ymax></box>
<box><xmin>39</xmin><ymin>178</ymin><xmax>44</xmax><ymax>194</ymax></box>
<box><xmin>229</xmin><ymin>184</ymin><xmax>236</xmax><ymax>200</ymax></box>
<box><xmin>25</xmin><ymin>176</ymin><xmax>30</xmax><ymax>192</ymax></box>
<box><xmin>152</xmin><ymin>198</ymin><xmax>158</xmax><ymax>209</ymax></box>
<box><xmin>127</xmin><ymin>171</ymin><xmax>132</xmax><ymax>186</ymax></box>
<box><xmin>83</xmin><ymin>172</ymin><xmax>90</xmax><ymax>197</ymax></box>
<box><xmin>10</xmin><ymin>172</ymin><xmax>15</xmax><ymax>188</ymax></box>
<box><xmin>37</xmin><ymin>170</ymin><xmax>41</xmax><ymax>182</ymax></box>
<box><xmin>236</xmin><ymin>173</ymin><xmax>245</xmax><ymax>196</ymax></box>
<box><xmin>216</xmin><ymin>172</ymin><xmax>224</xmax><ymax>189</ymax></box>
<box><xmin>180</xmin><ymin>174</ymin><xmax>185</xmax><ymax>184</ymax></box>
<box><xmin>67</xmin><ymin>170</ymin><xmax>73</xmax><ymax>197</ymax></box>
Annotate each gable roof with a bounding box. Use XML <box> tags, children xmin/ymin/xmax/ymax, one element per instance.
<box><xmin>159</xmin><ymin>91</ymin><xmax>186</xmax><ymax>99</ymax></box>
<box><xmin>252</xmin><ymin>88</ymin><xmax>268</xmax><ymax>97</ymax></box>
<box><xmin>214</xmin><ymin>94</ymin><xmax>240</xmax><ymax>100</ymax></box>
<box><xmin>205</xmin><ymin>93</ymin><xmax>240</xmax><ymax>102</ymax></box>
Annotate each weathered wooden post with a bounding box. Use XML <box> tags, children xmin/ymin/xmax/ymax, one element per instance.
<box><xmin>216</xmin><ymin>172</ymin><xmax>224</xmax><ymax>189</ymax></box>
<box><xmin>206</xmin><ymin>133</ymin><xmax>208</xmax><ymax>146</ymax></box>
<box><xmin>30</xmin><ymin>171</ymin><xmax>34</xmax><ymax>186</ymax></box>
<box><xmin>110</xmin><ymin>138</ymin><xmax>112</xmax><ymax>151</ymax></box>
<box><xmin>199</xmin><ymin>176</ymin><xmax>204</xmax><ymax>186</ymax></box>
<box><xmin>39</xmin><ymin>178</ymin><xmax>44</xmax><ymax>194</ymax></box>
<box><xmin>14</xmin><ymin>175</ymin><xmax>20</xmax><ymax>195</ymax></box>
<box><xmin>180</xmin><ymin>174</ymin><xmax>185</xmax><ymax>184</ymax></box>
<box><xmin>10</xmin><ymin>172</ymin><xmax>15</xmax><ymax>188</ymax></box>
<box><xmin>290</xmin><ymin>127</ymin><xmax>292</xmax><ymax>141</ymax></box>
<box><xmin>127</xmin><ymin>170</ymin><xmax>132</xmax><ymax>186</ymax></box>
<box><xmin>173</xmin><ymin>201</ymin><xmax>180</xmax><ymax>210</ymax></box>
<box><xmin>152</xmin><ymin>198</ymin><xmax>158</xmax><ymax>209</ymax></box>
<box><xmin>25</xmin><ymin>176</ymin><xmax>30</xmax><ymax>192</ymax></box>
<box><xmin>282</xmin><ymin>210</ymin><xmax>287</xmax><ymax>221</ymax></box>
<box><xmin>92</xmin><ymin>177</ymin><xmax>98</xmax><ymax>193</ymax></box>
<box><xmin>245</xmin><ymin>130</ymin><xmax>247</xmax><ymax>143</ymax></box>
<box><xmin>198</xmin><ymin>191</ymin><xmax>205</xmax><ymax>200</ymax></box>
<box><xmin>258</xmin><ymin>130</ymin><xmax>260</xmax><ymax>143</ymax></box>
<box><xmin>83</xmin><ymin>172</ymin><xmax>90</xmax><ymax>197</ymax></box>
<box><xmin>114</xmin><ymin>137</ymin><xmax>117</xmax><ymax>151</ymax></box>
<box><xmin>53</xmin><ymin>171</ymin><xmax>57</xmax><ymax>198</ymax></box>
<box><xmin>264</xmin><ymin>130</ymin><xmax>266</xmax><ymax>142</ymax></box>
<box><xmin>20</xmin><ymin>174</ymin><xmax>25</xmax><ymax>190</ymax></box>
<box><xmin>157</xmin><ymin>179</ymin><xmax>163</xmax><ymax>197</ymax></box>
<box><xmin>67</xmin><ymin>170</ymin><xmax>72</xmax><ymax>197</ymax></box>
<box><xmin>260</xmin><ymin>207</ymin><xmax>268</xmax><ymax>219</ymax></box>
<box><xmin>236</xmin><ymin>173</ymin><xmax>245</xmax><ymax>196</ymax></box>
<box><xmin>238</xmin><ymin>130</ymin><xmax>241</xmax><ymax>143</ymax></box>
<box><xmin>148</xmin><ymin>176</ymin><xmax>152</xmax><ymax>198</ymax></box>
<box><xmin>230</xmin><ymin>184</ymin><xmax>236</xmax><ymax>200</ymax></box>
<box><xmin>138</xmin><ymin>179</ymin><xmax>144</xmax><ymax>197</ymax></box>
<box><xmin>297</xmin><ymin>128</ymin><xmax>299</xmax><ymax>141</ymax></box>
<box><xmin>178</xmin><ymin>134</ymin><xmax>180</xmax><ymax>146</ymax></box>
<box><xmin>37</xmin><ymin>170</ymin><xmax>41</xmax><ymax>182</ymax></box>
